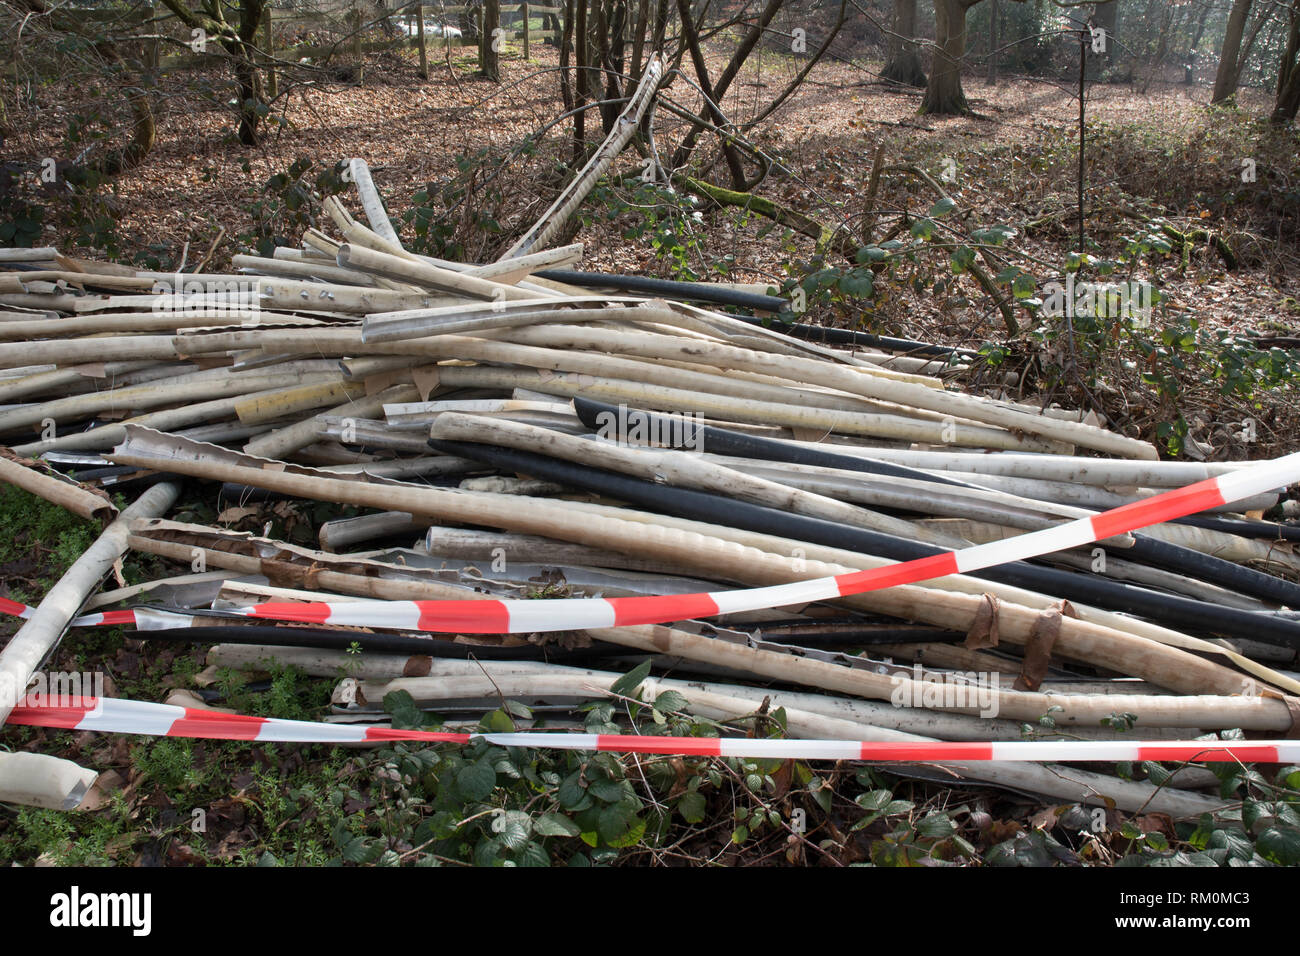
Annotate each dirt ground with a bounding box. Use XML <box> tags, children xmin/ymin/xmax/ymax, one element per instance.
<box><xmin>13</xmin><ymin>44</ymin><xmax>1294</xmax><ymax>297</ymax></box>
<box><xmin>6</xmin><ymin>40</ymin><xmax>1300</xmax><ymax>452</ymax></box>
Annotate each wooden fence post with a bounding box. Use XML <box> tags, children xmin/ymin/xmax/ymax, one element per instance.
<box><xmin>522</xmin><ymin>0</ymin><xmax>530</xmax><ymax>59</ymax></box>
<box><xmin>417</xmin><ymin>1</ymin><xmax>429</xmax><ymax>77</ymax></box>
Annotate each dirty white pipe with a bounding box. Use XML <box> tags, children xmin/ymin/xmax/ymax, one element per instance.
<box><xmin>352</xmin><ymin>670</ymin><xmax>1225</xmax><ymax>816</ymax></box>
<box><xmin>107</xmin><ymin>428</ymin><xmax>1291</xmax><ymax>705</ymax></box>
<box><xmin>0</xmin><ymin>752</ymin><xmax>99</xmax><ymax>810</ymax></box>
<box><xmin>0</xmin><ymin>455</ymin><xmax>116</xmax><ymax>522</ymax></box>
<box><xmin>243</xmin><ymin>384</ymin><xmax>420</xmax><ymax>460</ymax></box>
<box><xmin>494</xmin><ymin>322</ymin><xmax>1156</xmax><ymax>458</ymax></box>
<box><xmin>500</xmin><ymin>54</ymin><xmax>664</xmax><ymax>259</ymax></box>
<box><xmin>0</xmin><ymin>368</ymin><xmax>342</xmax><ymax>434</ymax></box>
<box><xmin>0</xmin><ymin>481</ymin><xmax>179</xmax><ymax>729</ymax></box>
<box><xmin>424</xmin><ymin>365</ymin><xmax>1066</xmax><ymax>452</ymax></box>
<box><xmin>0</xmin><ymin>335</ymin><xmax>180</xmax><ymax>368</ymax></box>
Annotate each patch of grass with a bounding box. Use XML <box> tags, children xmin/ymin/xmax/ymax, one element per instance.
<box><xmin>0</xmin><ymin>484</ymin><xmax>98</xmax><ymax>598</ymax></box>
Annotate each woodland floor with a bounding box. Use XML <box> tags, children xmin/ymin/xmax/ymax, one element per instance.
<box><xmin>11</xmin><ymin>42</ymin><xmax>1300</xmax><ymax>454</ymax></box>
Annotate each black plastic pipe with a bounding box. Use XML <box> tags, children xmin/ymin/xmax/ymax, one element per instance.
<box><xmin>754</xmin><ymin>624</ymin><xmax>963</xmax><ymax>646</ymax></box>
<box><xmin>533</xmin><ymin>269</ymin><xmax>970</xmax><ymax>358</ymax></box>
<box><xmin>135</xmin><ymin>625</ymin><xmax>625</xmax><ymax>660</ymax></box>
<box><xmin>428</xmin><ymin>436</ymin><xmax>1300</xmax><ymax>650</ymax></box>
<box><xmin>1119</xmin><ymin>531</ymin><xmax>1300</xmax><ymax>607</ymax></box>
<box><xmin>573</xmin><ymin>396</ymin><xmax>975</xmax><ymax>489</ymax></box>
<box><xmin>536</xmin><ymin>269</ymin><xmax>789</xmax><ymax>313</ymax></box>
<box><xmin>574</xmin><ymin>398</ymin><xmax>1300</xmax><ymax>609</ymax></box>
<box><xmin>1176</xmin><ymin>514</ymin><xmax>1300</xmax><ymax>543</ymax></box>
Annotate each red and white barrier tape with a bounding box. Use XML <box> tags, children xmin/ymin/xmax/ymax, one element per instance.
<box><xmin>0</xmin><ymin>451</ymin><xmax>1297</xmax><ymax>635</ymax></box>
<box><xmin>6</xmin><ymin>695</ymin><xmax>1297</xmax><ymax>762</ymax></box>
<box><xmin>173</xmin><ymin>450</ymin><xmax>1300</xmax><ymax>633</ymax></box>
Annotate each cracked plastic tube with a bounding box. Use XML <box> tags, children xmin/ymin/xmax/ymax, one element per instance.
<box><xmin>0</xmin><ymin>752</ymin><xmax>99</xmax><ymax>810</ymax></box>
<box><xmin>108</xmin><ymin>426</ymin><xmax>1288</xmax><ymax>701</ymax></box>
<box><xmin>0</xmin><ymin>369</ymin><xmax>343</xmax><ymax>436</ymax></box>
<box><xmin>243</xmin><ymin>385</ymin><xmax>420</xmax><ymax>460</ymax></box>
<box><xmin>789</xmin><ymin>444</ymin><xmax>1247</xmax><ymax>487</ymax></box>
<box><xmin>255</xmin><ymin>275</ymin><xmax>457</xmax><ymax>314</ymax></box>
<box><xmin>336</xmin><ymin>244</ymin><xmax>538</xmax><ymax>303</ymax></box>
<box><xmin>319</xmin><ymin>511</ymin><xmax>426</xmax><ymax>551</ymax></box>
<box><xmin>232</xmin><ymin>253</ymin><xmax>384</xmax><ymax>287</ymax></box>
<box><xmin>333</xmin><ymin>661</ymin><xmax>1179</xmax><ymax>742</ymax></box>
<box><xmin>0</xmin><ymin>335</ymin><xmax>180</xmax><ymax>369</ymax></box>
<box><xmin>492</xmin><ymin>322</ymin><xmax>1157</xmax><ymax>458</ymax></box>
<box><xmin>500</xmin><ymin>54</ymin><xmax>663</xmax><ymax>259</ymax></box>
<box><xmin>419</xmin><ymin>527</ymin><xmax>712</xmax><ymax>576</ymax></box>
<box><xmin>362</xmin><ymin>297</ymin><xmax>650</xmax><ymax>342</ymax></box>
<box><xmin>207</xmin><ymin>648</ymin><xmax>1168</xmax><ymax>747</ymax></box>
<box><xmin>943</xmin><ymin>468</ymin><xmax>1278</xmax><ymax>514</ymax></box>
<box><xmin>347</xmin><ymin>157</ymin><xmax>402</xmax><ymax>248</ymax></box>
<box><xmin>0</xmin><ymin>480</ymin><xmax>178</xmax><ymax>728</ymax></box>
<box><xmin>423</xmin><ymin>365</ymin><xmax>1067</xmax><ymax>452</ymax></box>
<box><xmin>0</xmin><ymin>455</ymin><xmax>116</xmax><ymax>523</ymax></box>
<box><xmin>0</xmin><ymin>360</ymin><xmax>166</xmax><ymax>404</ymax></box>
<box><xmin>707</xmin><ymin>456</ymin><xmax>1137</xmax><ymax>539</ymax></box>
<box><xmin>11</xmin><ymin>385</ymin><xmax>315</xmax><ymax>457</ymax></box>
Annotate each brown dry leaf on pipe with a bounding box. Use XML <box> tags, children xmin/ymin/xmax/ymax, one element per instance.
<box><xmin>1015</xmin><ymin>601</ymin><xmax>1078</xmax><ymax>692</ymax></box>
<box><xmin>963</xmin><ymin>594</ymin><xmax>1001</xmax><ymax>651</ymax></box>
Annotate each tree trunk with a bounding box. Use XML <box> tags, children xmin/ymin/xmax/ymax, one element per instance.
<box><xmin>597</xmin><ymin>0</ymin><xmax>628</xmax><ymax>133</ymax></box>
<box><xmin>1091</xmin><ymin>0</ymin><xmax>1128</xmax><ymax>81</ymax></box>
<box><xmin>629</xmin><ymin>0</ymin><xmax>649</xmax><ymax>81</ymax></box>
<box><xmin>921</xmin><ymin>0</ymin><xmax>978</xmax><ymax>115</ymax></box>
<box><xmin>573</xmin><ymin>0</ymin><xmax>589</xmax><ymax>162</ymax></box>
<box><xmin>234</xmin><ymin>59</ymin><xmax>263</xmax><ymax>145</ymax></box>
<box><xmin>234</xmin><ymin>0</ymin><xmax>266</xmax><ymax>145</ymax></box>
<box><xmin>667</xmin><ymin>0</ymin><xmax>786</xmax><ymax>175</ymax></box>
<box><xmin>882</xmin><ymin>0</ymin><xmax>926</xmax><ymax>87</ymax></box>
<box><xmin>986</xmin><ymin>0</ymin><xmax>997</xmax><ymax>85</ymax></box>
<box><xmin>480</xmin><ymin>0</ymin><xmax>501</xmax><ymax>80</ymax></box>
<box><xmin>559</xmin><ymin>0</ymin><xmax>574</xmax><ymax>110</ymax></box>
<box><xmin>155</xmin><ymin>0</ymin><xmax>266</xmax><ymax>145</ymax></box>
<box><xmin>1183</xmin><ymin>0</ymin><xmax>1212</xmax><ymax>84</ymax></box>
<box><xmin>1271</xmin><ymin>0</ymin><xmax>1300</xmax><ymax>122</ymax></box>
<box><xmin>1212</xmin><ymin>0</ymin><xmax>1252</xmax><ymax>103</ymax></box>
<box><xmin>1140</xmin><ymin>0</ymin><xmax>1179</xmax><ymax>93</ymax></box>
<box><xmin>1237</xmin><ymin>2</ymin><xmax>1274</xmax><ymax>83</ymax></box>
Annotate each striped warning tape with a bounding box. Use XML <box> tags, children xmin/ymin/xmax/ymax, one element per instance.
<box><xmin>6</xmin><ymin>695</ymin><xmax>1298</xmax><ymax>763</ymax></box>
<box><xmin>104</xmin><ymin>450</ymin><xmax>1300</xmax><ymax>634</ymax></box>
<box><xmin>168</xmin><ymin>450</ymin><xmax>1300</xmax><ymax>633</ymax></box>
<box><xmin>1</xmin><ymin>451</ymin><xmax>1297</xmax><ymax>636</ymax></box>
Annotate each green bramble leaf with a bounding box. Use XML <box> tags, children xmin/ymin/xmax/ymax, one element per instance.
<box><xmin>609</xmin><ymin>660</ymin><xmax>652</xmax><ymax>699</ymax></box>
